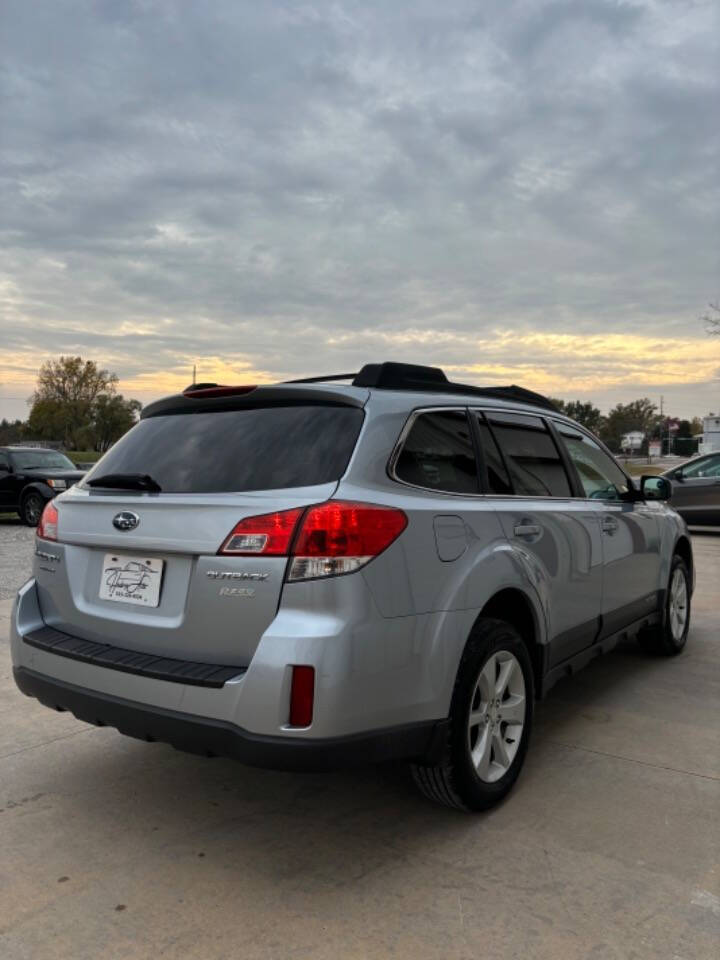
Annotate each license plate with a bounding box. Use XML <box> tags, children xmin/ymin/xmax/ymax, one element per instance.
<box><xmin>99</xmin><ymin>553</ymin><xmax>164</xmax><ymax>608</ymax></box>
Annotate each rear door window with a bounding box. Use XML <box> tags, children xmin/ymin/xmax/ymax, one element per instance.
<box><xmin>395</xmin><ymin>410</ymin><xmax>479</xmax><ymax>494</ymax></box>
<box><xmin>486</xmin><ymin>412</ymin><xmax>572</xmax><ymax>497</ymax></box>
<box><xmin>84</xmin><ymin>406</ymin><xmax>364</xmax><ymax>493</ymax></box>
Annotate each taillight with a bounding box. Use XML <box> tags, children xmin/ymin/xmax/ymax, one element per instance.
<box><xmin>218</xmin><ymin>508</ymin><xmax>303</xmax><ymax>556</ymax></box>
<box><xmin>288</xmin><ymin>501</ymin><xmax>407</xmax><ymax>581</ymax></box>
<box><xmin>37</xmin><ymin>501</ymin><xmax>58</xmax><ymax>541</ymax></box>
<box><xmin>217</xmin><ymin>501</ymin><xmax>407</xmax><ymax>580</ymax></box>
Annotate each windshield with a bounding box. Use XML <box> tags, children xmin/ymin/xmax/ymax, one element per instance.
<box><xmin>83</xmin><ymin>405</ymin><xmax>364</xmax><ymax>493</ymax></box>
<box><xmin>10</xmin><ymin>449</ymin><xmax>76</xmax><ymax>471</ymax></box>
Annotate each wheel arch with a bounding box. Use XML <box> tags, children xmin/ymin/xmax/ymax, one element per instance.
<box><xmin>19</xmin><ymin>483</ymin><xmax>52</xmax><ymax>522</ymax></box>
<box><xmin>474</xmin><ymin>587</ymin><xmax>545</xmax><ymax>698</ymax></box>
<box><xmin>673</xmin><ymin>534</ymin><xmax>694</xmax><ymax>593</ymax></box>
<box><xmin>20</xmin><ymin>481</ymin><xmax>53</xmax><ymax>503</ymax></box>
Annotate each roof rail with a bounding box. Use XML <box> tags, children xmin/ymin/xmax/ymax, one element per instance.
<box><xmin>285</xmin><ymin>373</ymin><xmax>357</xmax><ymax>384</ymax></box>
<box><xmin>183</xmin><ymin>364</ymin><xmax>557</xmax><ymax>412</ymax></box>
<box><xmin>351</xmin><ymin>362</ymin><xmax>557</xmax><ymax>411</ymax></box>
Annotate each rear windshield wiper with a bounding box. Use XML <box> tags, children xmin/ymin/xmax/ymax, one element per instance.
<box><xmin>86</xmin><ymin>473</ymin><xmax>162</xmax><ymax>492</ymax></box>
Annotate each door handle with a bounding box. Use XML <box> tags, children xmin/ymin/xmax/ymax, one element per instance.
<box><xmin>513</xmin><ymin>523</ymin><xmax>542</xmax><ymax>540</ymax></box>
<box><xmin>601</xmin><ymin>516</ymin><xmax>619</xmax><ymax>535</ymax></box>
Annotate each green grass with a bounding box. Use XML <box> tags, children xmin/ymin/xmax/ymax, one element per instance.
<box><xmin>65</xmin><ymin>450</ymin><xmax>103</xmax><ymax>464</ymax></box>
<box><xmin>622</xmin><ymin>462</ymin><xmax>664</xmax><ymax>477</ymax></box>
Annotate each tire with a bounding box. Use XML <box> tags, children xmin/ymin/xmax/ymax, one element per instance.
<box><xmin>411</xmin><ymin>618</ymin><xmax>534</xmax><ymax>812</ymax></box>
<box><xmin>639</xmin><ymin>554</ymin><xmax>691</xmax><ymax>656</ymax></box>
<box><xmin>21</xmin><ymin>490</ymin><xmax>46</xmax><ymax>527</ymax></box>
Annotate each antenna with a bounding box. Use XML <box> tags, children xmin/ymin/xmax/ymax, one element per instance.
<box><xmin>192</xmin><ymin>364</ymin><xmax>196</xmax><ymax>386</ymax></box>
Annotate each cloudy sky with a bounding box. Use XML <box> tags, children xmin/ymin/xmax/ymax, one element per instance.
<box><xmin>1</xmin><ymin>0</ymin><xmax>719</xmax><ymax>421</ymax></box>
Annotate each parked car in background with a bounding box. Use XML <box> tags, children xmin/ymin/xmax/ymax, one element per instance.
<box><xmin>11</xmin><ymin>363</ymin><xmax>693</xmax><ymax>812</ymax></box>
<box><xmin>0</xmin><ymin>447</ymin><xmax>86</xmax><ymax>525</ymax></box>
<box><xmin>663</xmin><ymin>453</ymin><xmax>720</xmax><ymax>526</ymax></box>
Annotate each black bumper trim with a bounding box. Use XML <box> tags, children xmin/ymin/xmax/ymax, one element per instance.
<box><xmin>23</xmin><ymin>626</ymin><xmax>245</xmax><ymax>688</ymax></box>
<box><xmin>13</xmin><ymin>667</ymin><xmax>447</xmax><ymax>772</ymax></box>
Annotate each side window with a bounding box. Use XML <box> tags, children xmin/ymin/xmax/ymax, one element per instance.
<box><xmin>681</xmin><ymin>455</ymin><xmax>720</xmax><ymax>479</ymax></box>
<box><xmin>486</xmin><ymin>413</ymin><xmax>572</xmax><ymax>497</ymax></box>
<box><xmin>395</xmin><ymin>410</ymin><xmax>479</xmax><ymax>494</ymax></box>
<box><xmin>474</xmin><ymin>415</ymin><xmax>512</xmax><ymax>494</ymax></box>
<box><xmin>557</xmin><ymin>426</ymin><xmax>630</xmax><ymax>500</ymax></box>
<box><xmin>0</xmin><ymin>454</ymin><xmax>9</xmax><ymax>472</ymax></box>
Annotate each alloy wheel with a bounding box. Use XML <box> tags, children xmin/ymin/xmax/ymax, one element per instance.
<box><xmin>668</xmin><ymin>567</ymin><xmax>688</xmax><ymax>642</ymax></box>
<box><xmin>468</xmin><ymin>650</ymin><xmax>526</xmax><ymax>783</ymax></box>
<box><xmin>24</xmin><ymin>494</ymin><xmax>44</xmax><ymax>525</ymax></box>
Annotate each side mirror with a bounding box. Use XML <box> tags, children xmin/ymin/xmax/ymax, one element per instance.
<box><xmin>674</xmin><ymin>467</ymin><xmax>684</xmax><ymax>482</ymax></box>
<box><xmin>641</xmin><ymin>475</ymin><xmax>672</xmax><ymax>502</ymax></box>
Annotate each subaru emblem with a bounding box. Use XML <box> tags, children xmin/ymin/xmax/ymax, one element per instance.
<box><xmin>113</xmin><ymin>511</ymin><xmax>140</xmax><ymax>531</ymax></box>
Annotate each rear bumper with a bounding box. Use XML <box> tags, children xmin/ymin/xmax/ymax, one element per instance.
<box><xmin>14</xmin><ymin>666</ymin><xmax>447</xmax><ymax>771</ymax></box>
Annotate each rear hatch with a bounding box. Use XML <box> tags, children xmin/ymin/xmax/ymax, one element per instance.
<box><xmin>36</xmin><ymin>391</ymin><xmax>366</xmax><ymax>667</ymax></box>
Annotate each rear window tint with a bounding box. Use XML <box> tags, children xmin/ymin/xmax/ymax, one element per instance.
<box><xmin>395</xmin><ymin>410</ymin><xmax>479</xmax><ymax>494</ymax></box>
<box><xmin>487</xmin><ymin>413</ymin><xmax>572</xmax><ymax>498</ymax></box>
<box><xmin>474</xmin><ymin>415</ymin><xmax>512</xmax><ymax>494</ymax></box>
<box><xmin>85</xmin><ymin>406</ymin><xmax>364</xmax><ymax>493</ymax></box>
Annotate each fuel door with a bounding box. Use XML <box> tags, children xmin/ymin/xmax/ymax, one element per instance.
<box><xmin>433</xmin><ymin>515</ymin><xmax>468</xmax><ymax>562</ymax></box>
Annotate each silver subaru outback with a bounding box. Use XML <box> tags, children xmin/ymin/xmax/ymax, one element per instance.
<box><xmin>11</xmin><ymin>363</ymin><xmax>693</xmax><ymax>811</ymax></box>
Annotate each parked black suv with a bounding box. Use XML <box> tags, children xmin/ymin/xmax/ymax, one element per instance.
<box><xmin>0</xmin><ymin>447</ymin><xmax>86</xmax><ymax>525</ymax></box>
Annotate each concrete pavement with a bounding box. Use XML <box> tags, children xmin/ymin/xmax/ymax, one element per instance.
<box><xmin>1</xmin><ymin>529</ymin><xmax>718</xmax><ymax>959</ymax></box>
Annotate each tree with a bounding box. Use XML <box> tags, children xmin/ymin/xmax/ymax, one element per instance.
<box><xmin>599</xmin><ymin>398</ymin><xmax>660</xmax><ymax>453</ymax></box>
<box><xmin>676</xmin><ymin>419</ymin><xmax>693</xmax><ymax>439</ymax></box>
<box><xmin>701</xmin><ymin>301</ymin><xmax>720</xmax><ymax>334</ymax></box>
<box><xmin>0</xmin><ymin>418</ymin><xmax>26</xmax><ymax>444</ymax></box>
<box><xmin>88</xmin><ymin>394</ymin><xmax>142</xmax><ymax>452</ymax></box>
<box><xmin>27</xmin><ymin>356</ymin><xmax>140</xmax><ymax>450</ymax></box>
<box><xmin>550</xmin><ymin>399</ymin><xmax>605</xmax><ymax>434</ymax></box>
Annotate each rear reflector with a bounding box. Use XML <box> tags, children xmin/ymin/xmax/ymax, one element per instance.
<box><xmin>219</xmin><ymin>508</ymin><xmax>303</xmax><ymax>555</ymax></box>
<box><xmin>289</xmin><ymin>665</ymin><xmax>315</xmax><ymax>727</ymax></box>
<box><xmin>37</xmin><ymin>501</ymin><xmax>58</xmax><ymax>541</ymax></box>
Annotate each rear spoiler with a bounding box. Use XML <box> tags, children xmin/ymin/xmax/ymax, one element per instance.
<box><xmin>142</xmin><ymin>385</ymin><xmax>366</xmax><ymax>419</ymax></box>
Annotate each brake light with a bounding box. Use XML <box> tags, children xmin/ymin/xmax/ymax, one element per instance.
<box><xmin>183</xmin><ymin>384</ymin><xmax>257</xmax><ymax>398</ymax></box>
<box><xmin>289</xmin><ymin>666</ymin><xmax>315</xmax><ymax>727</ymax></box>
<box><xmin>218</xmin><ymin>508</ymin><xmax>303</xmax><ymax>555</ymax></box>
<box><xmin>37</xmin><ymin>501</ymin><xmax>58</xmax><ymax>541</ymax></box>
<box><xmin>288</xmin><ymin>501</ymin><xmax>407</xmax><ymax>581</ymax></box>
<box><xmin>218</xmin><ymin>501</ymin><xmax>407</xmax><ymax>577</ymax></box>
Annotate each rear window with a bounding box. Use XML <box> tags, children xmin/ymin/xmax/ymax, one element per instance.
<box><xmin>85</xmin><ymin>406</ymin><xmax>364</xmax><ymax>493</ymax></box>
<box><xmin>394</xmin><ymin>410</ymin><xmax>479</xmax><ymax>494</ymax></box>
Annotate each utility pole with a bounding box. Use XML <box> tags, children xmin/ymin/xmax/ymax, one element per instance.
<box><xmin>660</xmin><ymin>395</ymin><xmax>665</xmax><ymax>455</ymax></box>
<box><xmin>192</xmin><ymin>364</ymin><xmax>196</xmax><ymax>386</ymax></box>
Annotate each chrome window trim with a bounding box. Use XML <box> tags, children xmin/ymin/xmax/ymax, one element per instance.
<box><xmin>387</xmin><ymin>404</ymin><xmax>608</xmax><ymax>502</ymax></box>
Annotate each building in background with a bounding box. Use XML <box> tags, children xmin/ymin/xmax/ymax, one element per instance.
<box><xmin>699</xmin><ymin>416</ymin><xmax>720</xmax><ymax>454</ymax></box>
<box><xmin>621</xmin><ymin>430</ymin><xmax>645</xmax><ymax>454</ymax></box>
